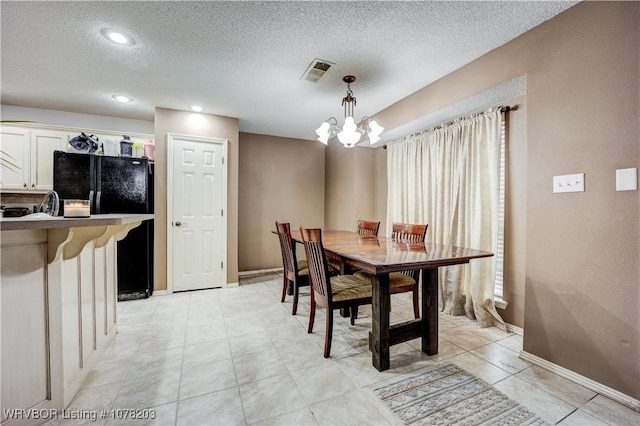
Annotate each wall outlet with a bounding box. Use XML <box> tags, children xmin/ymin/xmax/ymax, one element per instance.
<box><xmin>553</xmin><ymin>173</ymin><xmax>585</xmax><ymax>193</ymax></box>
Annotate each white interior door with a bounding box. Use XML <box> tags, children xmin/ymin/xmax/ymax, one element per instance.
<box><xmin>168</xmin><ymin>134</ymin><xmax>227</xmax><ymax>292</ymax></box>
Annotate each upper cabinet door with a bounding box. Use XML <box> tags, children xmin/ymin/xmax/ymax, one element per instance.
<box><xmin>0</xmin><ymin>126</ymin><xmax>30</xmax><ymax>191</ymax></box>
<box><xmin>30</xmin><ymin>130</ymin><xmax>70</xmax><ymax>191</ymax></box>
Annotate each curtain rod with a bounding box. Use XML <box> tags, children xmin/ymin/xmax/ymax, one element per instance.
<box><xmin>382</xmin><ymin>105</ymin><xmax>512</xmax><ymax>149</ymax></box>
<box><xmin>436</xmin><ymin>105</ymin><xmax>512</xmax><ymax>129</ymax></box>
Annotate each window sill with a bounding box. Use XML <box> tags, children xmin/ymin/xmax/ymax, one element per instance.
<box><xmin>495</xmin><ymin>296</ymin><xmax>509</xmax><ymax>310</ymax></box>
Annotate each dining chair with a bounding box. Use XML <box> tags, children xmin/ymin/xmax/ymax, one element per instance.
<box><xmin>299</xmin><ymin>226</ymin><xmax>373</xmax><ymax>358</ymax></box>
<box><xmin>357</xmin><ymin>219</ymin><xmax>380</xmax><ymax>237</ymax></box>
<box><xmin>275</xmin><ymin>221</ymin><xmax>310</xmax><ymax>315</ymax></box>
<box><xmin>354</xmin><ymin>222</ymin><xmax>428</xmax><ymax>319</ymax></box>
<box><xmin>327</xmin><ymin>219</ymin><xmax>381</xmax><ymax>273</ymax></box>
<box><xmin>391</xmin><ymin>222</ymin><xmax>428</xmax><ymax>243</ymax></box>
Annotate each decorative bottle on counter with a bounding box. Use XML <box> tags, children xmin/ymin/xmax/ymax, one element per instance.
<box><xmin>119</xmin><ymin>135</ymin><xmax>133</xmax><ymax>157</ymax></box>
<box><xmin>143</xmin><ymin>139</ymin><xmax>155</xmax><ymax>161</ymax></box>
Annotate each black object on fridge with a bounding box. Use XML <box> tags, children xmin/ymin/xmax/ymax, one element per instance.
<box><xmin>53</xmin><ymin>150</ymin><xmax>154</xmax><ymax>300</ymax></box>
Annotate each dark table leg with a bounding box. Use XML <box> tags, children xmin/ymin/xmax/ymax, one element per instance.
<box><xmin>371</xmin><ymin>273</ymin><xmax>390</xmax><ymax>371</ymax></box>
<box><xmin>421</xmin><ymin>268</ymin><xmax>438</xmax><ymax>355</ymax></box>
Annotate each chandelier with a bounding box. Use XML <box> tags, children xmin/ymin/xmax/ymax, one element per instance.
<box><xmin>315</xmin><ymin>75</ymin><xmax>384</xmax><ymax>148</ymax></box>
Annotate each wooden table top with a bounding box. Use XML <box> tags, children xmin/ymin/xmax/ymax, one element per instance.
<box><xmin>290</xmin><ymin>229</ymin><xmax>494</xmax><ymax>275</ymax></box>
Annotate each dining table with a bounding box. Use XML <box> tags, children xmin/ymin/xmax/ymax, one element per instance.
<box><xmin>289</xmin><ymin>229</ymin><xmax>494</xmax><ymax>372</ymax></box>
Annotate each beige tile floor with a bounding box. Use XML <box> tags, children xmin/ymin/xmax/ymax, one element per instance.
<box><xmin>50</xmin><ymin>273</ymin><xmax>640</xmax><ymax>425</ymax></box>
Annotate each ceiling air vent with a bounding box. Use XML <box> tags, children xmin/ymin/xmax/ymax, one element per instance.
<box><xmin>301</xmin><ymin>59</ymin><xmax>335</xmax><ymax>83</ymax></box>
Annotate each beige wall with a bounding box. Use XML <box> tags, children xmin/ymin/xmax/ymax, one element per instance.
<box><xmin>153</xmin><ymin>107</ymin><xmax>239</xmax><ymax>290</ymax></box>
<box><xmin>370</xmin><ymin>2</ymin><xmax>639</xmax><ymax>400</ymax></box>
<box><xmin>522</xmin><ymin>2</ymin><xmax>638</xmax><ymax>400</ymax></box>
<box><xmin>238</xmin><ymin>132</ymin><xmax>325</xmax><ymax>271</ymax></box>
<box><xmin>325</xmin><ymin>141</ymin><xmax>356</xmax><ymax>230</ymax></box>
<box><xmin>325</xmin><ymin>141</ymin><xmax>378</xmax><ymax>231</ymax></box>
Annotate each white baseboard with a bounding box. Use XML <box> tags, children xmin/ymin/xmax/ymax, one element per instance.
<box><xmin>520</xmin><ymin>350</ymin><xmax>640</xmax><ymax>412</ymax></box>
<box><xmin>238</xmin><ymin>268</ymin><xmax>282</xmax><ymax>277</ymax></box>
<box><xmin>505</xmin><ymin>323</ymin><xmax>523</xmax><ymax>335</ymax></box>
<box><xmin>151</xmin><ymin>286</ymin><xmax>234</xmax><ymax>295</ymax></box>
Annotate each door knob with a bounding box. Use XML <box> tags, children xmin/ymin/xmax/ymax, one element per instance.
<box><xmin>174</xmin><ymin>221</ymin><xmax>187</xmax><ymax>227</ymax></box>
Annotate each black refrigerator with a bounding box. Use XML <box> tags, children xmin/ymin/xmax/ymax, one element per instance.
<box><xmin>53</xmin><ymin>150</ymin><xmax>154</xmax><ymax>300</ymax></box>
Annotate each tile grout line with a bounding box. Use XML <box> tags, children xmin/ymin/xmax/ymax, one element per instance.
<box><xmin>171</xmin><ymin>291</ymin><xmax>193</xmax><ymax>426</ymax></box>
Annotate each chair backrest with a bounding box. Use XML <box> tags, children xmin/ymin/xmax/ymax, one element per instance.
<box><xmin>357</xmin><ymin>220</ymin><xmax>380</xmax><ymax>237</ymax></box>
<box><xmin>275</xmin><ymin>222</ymin><xmax>297</xmax><ymax>276</ymax></box>
<box><xmin>391</xmin><ymin>222</ymin><xmax>428</xmax><ymax>243</ymax></box>
<box><xmin>299</xmin><ymin>227</ymin><xmax>330</xmax><ymax>305</ymax></box>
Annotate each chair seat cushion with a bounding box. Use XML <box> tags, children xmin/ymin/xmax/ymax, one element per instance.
<box><xmin>353</xmin><ymin>271</ymin><xmax>416</xmax><ymax>288</ymax></box>
<box><xmin>296</xmin><ymin>259</ymin><xmax>309</xmax><ymax>275</ymax></box>
<box><xmin>330</xmin><ymin>275</ymin><xmax>372</xmax><ymax>301</ymax></box>
<box><xmin>296</xmin><ymin>259</ymin><xmax>337</xmax><ymax>277</ymax></box>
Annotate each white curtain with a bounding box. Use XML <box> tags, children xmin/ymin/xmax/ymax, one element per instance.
<box><xmin>387</xmin><ymin>107</ymin><xmax>505</xmax><ymax>330</ymax></box>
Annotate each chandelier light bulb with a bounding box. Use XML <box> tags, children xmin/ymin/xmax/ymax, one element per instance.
<box><xmin>337</xmin><ymin>127</ymin><xmax>361</xmax><ymax>147</ymax></box>
<box><xmin>317</xmin><ymin>134</ymin><xmax>329</xmax><ymax>145</ymax></box>
<box><xmin>369</xmin><ymin>120</ymin><xmax>384</xmax><ymax>135</ymax></box>
<box><xmin>315</xmin><ymin>121</ymin><xmax>330</xmax><ymax>137</ymax></box>
<box><xmin>343</xmin><ymin>116</ymin><xmax>357</xmax><ymax>132</ymax></box>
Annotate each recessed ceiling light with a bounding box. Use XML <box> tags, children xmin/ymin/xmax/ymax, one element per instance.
<box><xmin>113</xmin><ymin>95</ymin><xmax>133</xmax><ymax>103</ymax></box>
<box><xmin>190</xmin><ymin>105</ymin><xmax>204</xmax><ymax>112</ymax></box>
<box><xmin>101</xmin><ymin>28</ymin><xmax>135</xmax><ymax>46</ymax></box>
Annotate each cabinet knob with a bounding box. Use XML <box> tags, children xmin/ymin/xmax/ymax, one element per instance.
<box><xmin>23</xmin><ymin>183</ymin><xmax>28</xmax><ymax>188</ymax></box>
<box><xmin>31</xmin><ymin>184</ymin><xmax>36</xmax><ymax>189</ymax></box>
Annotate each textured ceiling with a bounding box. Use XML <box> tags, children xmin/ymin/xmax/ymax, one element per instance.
<box><xmin>1</xmin><ymin>1</ymin><xmax>577</xmax><ymax>144</ymax></box>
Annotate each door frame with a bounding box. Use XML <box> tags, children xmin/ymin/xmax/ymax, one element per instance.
<box><xmin>166</xmin><ymin>133</ymin><xmax>228</xmax><ymax>293</ymax></box>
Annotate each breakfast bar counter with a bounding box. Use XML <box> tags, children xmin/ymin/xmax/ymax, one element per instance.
<box><xmin>0</xmin><ymin>213</ymin><xmax>154</xmax><ymax>230</ymax></box>
<box><xmin>1</xmin><ymin>213</ymin><xmax>153</xmax><ymax>423</ymax></box>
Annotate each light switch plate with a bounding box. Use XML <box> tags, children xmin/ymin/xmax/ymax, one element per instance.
<box><xmin>616</xmin><ymin>168</ymin><xmax>637</xmax><ymax>191</ymax></box>
<box><xmin>553</xmin><ymin>173</ymin><xmax>585</xmax><ymax>193</ymax></box>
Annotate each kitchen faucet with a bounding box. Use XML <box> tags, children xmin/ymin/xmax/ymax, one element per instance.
<box><xmin>36</xmin><ymin>191</ymin><xmax>60</xmax><ymax>216</ymax></box>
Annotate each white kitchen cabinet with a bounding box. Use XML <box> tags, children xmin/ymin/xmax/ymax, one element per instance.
<box><xmin>0</xmin><ymin>126</ymin><xmax>69</xmax><ymax>192</ymax></box>
<box><xmin>0</xmin><ymin>126</ymin><xmax>31</xmax><ymax>191</ymax></box>
<box><xmin>30</xmin><ymin>129</ymin><xmax>70</xmax><ymax>191</ymax></box>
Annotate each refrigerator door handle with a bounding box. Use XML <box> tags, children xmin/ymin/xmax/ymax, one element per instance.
<box><xmin>96</xmin><ymin>190</ymin><xmax>101</xmax><ymax>213</ymax></box>
<box><xmin>89</xmin><ymin>189</ymin><xmax>94</xmax><ymax>212</ymax></box>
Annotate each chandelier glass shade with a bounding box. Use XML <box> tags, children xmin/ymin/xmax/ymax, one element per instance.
<box><xmin>315</xmin><ymin>76</ymin><xmax>384</xmax><ymax>148</ymax></box>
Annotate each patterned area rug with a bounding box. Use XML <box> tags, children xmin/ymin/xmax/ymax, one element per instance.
<box><xmin>373</xmin><ymin>363</ymin><xmax>549</xmax><ymax>426</ymax></box>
